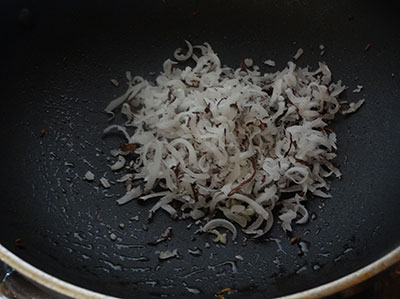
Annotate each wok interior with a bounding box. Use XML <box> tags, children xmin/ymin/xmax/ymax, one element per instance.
<box><xmin>0</xmin><ymin>0</ymin><xmax>399</xmax><ymax>298</ymax></box>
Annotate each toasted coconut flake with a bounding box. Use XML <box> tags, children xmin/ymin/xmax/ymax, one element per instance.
<box><xmin>201</xmin><ymin>218</ymin><xmax>237</xmax><ymax>241</ymax></box>
<box><xmin>352</xmin><ymin>85</ymin><xmax>363</xmax><ymax>93</ymax></box>
<box><xmin>209</xmin><ymin>229</ymin><xmax>227</xmax><ymax>244</ymax></box>
<box><xmin>110</xmin><ymin>79</ymin><xmax>120</xmax><ymax>87</ymax></box>
<box><xmin>116</xmin><ymin>186</ymin><xmax>143</xmax><ymax>205</ymax></box>
<box><xmin>263</xmin><ymin>59</ymin><xmax>276</xmax><ymax>67</ymax></box>
<box><xmin>341</xmin><ymin>99</ymin><xmax>365</xmax><ymax>114</ymax></box>
<box><xmin>293</xmin><ymin>48</ymin><xmax>304</xmax><ymax>60</ymax></box>
<box><xmin>100</xmin><ymin>177</ymin><xmax>111</xmax><ymax>188</ymax></box>
<box><xmin>110</xmin><ymin>155</ymin><xmax>126</xmax><ymax>171</ymax></box>
<box><xmin>158</xmin><ymin>249</ymin><xmax>178</xmax><ymax>260</ymax></box>
<box><xmin>102</xmin><ymin>41</ymin><xmax>365</xmax><ymax>240</ymax></box>
<box><xmin>84</xmin><ymin>171</ymin><xmax>95</xmax><ymax>181</ymax></box>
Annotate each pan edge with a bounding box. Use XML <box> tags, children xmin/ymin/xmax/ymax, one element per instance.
<box><xmin>1</xmin><ymin>243</ymin><xmax>400</xmax><ymax>298</ymax></box>
<box><xmin>280</xmin><ymin>246</ymin><xmax>400</xmax><ymax>299</ymax></box>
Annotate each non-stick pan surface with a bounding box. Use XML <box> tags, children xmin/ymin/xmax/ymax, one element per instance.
<box><xmin>0</xmin><ymin>0</ymin><xmax>399</xmax><ymax>298</ymax></box>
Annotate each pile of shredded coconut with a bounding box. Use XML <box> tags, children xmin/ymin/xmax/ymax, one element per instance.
<box><xmin>103</xmin><ymin>41</ymin><xmax>364</xmax><ymax>241</ymax></box>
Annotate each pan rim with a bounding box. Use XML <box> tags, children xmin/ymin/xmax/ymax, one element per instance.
<box><xmin>281</xmin><ymin>246</ymin><xmax>400</xmax><ymax>298</ymax></box>
<box><xmin>0</xmin><ymin>243</ymin><xmax>399</xmax><ymax>298</ymax></box>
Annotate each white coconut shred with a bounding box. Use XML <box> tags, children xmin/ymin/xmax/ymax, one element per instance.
<box><xmin>103</xmin><ymin>41</ymin><xmax>364</xmax><ymax>240</ymax></box>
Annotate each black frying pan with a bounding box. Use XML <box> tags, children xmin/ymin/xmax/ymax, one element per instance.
<box><xmin>0</xmin><ymin>0</ymin><xmax>399</xmax><ymax>298</ymax></box>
